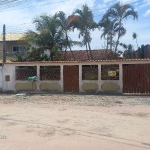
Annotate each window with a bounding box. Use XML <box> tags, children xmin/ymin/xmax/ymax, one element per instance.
<box><xmin>101</xmin><ymin>64</ymin><xmax>119</xmax><ymax>80</ymax></box>
<box><xmin>12</xmin><ymin>45</ymin><xmax>26</xmax><ymax>53</ymax></box>
<box><xmin>82</xmin><ymin>65</ymin><xmax>98</xmax><ymax>80</ymax></box>
<box><xmin>5</xmin><ymin>75</ymin><xmax>10</xmax><ymax>81</ymax></box>
<box><xmin>40</xmin><ymin>66</ymin><xmax>60</xmax><ymax>80</ymax></box>
<box><xmin>15</xmin><ymin>66</ymin><xmax>37</xmax><ymax>80</ymax></box>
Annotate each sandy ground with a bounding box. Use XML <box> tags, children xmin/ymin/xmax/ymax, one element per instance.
<box><xmin>0</xmin><ymin>94</ymin><xmax>150</xmax><ymax>150</ymax></box>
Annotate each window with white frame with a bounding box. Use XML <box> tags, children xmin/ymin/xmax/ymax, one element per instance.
<box><xmin>12</xmin><ymin>45</ymin><xmax>26</xmax><ymax>52</ymax></box>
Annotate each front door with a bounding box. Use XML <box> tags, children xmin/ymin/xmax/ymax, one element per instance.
<box><xmin>63</xmin><ymin>65</ymin><xmax>79</xmax><ymax>92</ymax></box>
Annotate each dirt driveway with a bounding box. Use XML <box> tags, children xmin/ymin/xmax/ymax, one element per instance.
<box><xmin>0</xmin><ymin>94</ymin><xmax>150</xmax><ymax>150</ymax></box>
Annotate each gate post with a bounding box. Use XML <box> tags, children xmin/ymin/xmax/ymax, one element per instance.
<box><xmin>79</xmin><ymin>64</ymin><xmax>82</xmax><ymax>92</ymax></box>
<box><xmin>36</xmin><ymin>64</ymin><xmax>40</xmax><ymax>91</ymax></box>
<box><xmin>119</xmin><ymin>63</ymin><xmax>123</xmax><ymax>93</ymax></box>
<box><xmin>60</xmin><ymin>64</ymin><xmax>64</xmax><ymax>92</ymax></box>
<box><xmin>98</xmin><ymin>63</ymin><xmax>101</xmax><ymax>92</ymax></box>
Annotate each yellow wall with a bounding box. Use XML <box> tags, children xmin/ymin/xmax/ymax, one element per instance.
<box><xmin>82</xmin><ymin>83</ymin><xmax>98</xmax><ymax>92</ymax></box>
<box><xmin>101</xmin><ymin>82</ymin><xmax>120</xmax><ymax>92</ymax></box>
<box><xmin>40</xmin><ymin>83</ymin><xmax>61</xmax><ymax>91</ymax></box>
<box><xmin>15</xmin><ymin>82</ymin><xmax>37</xmax><ymax>91</ymax></box>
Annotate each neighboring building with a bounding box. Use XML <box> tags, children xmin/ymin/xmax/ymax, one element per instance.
<box><xmin>0</xmin><ymin>33</ymin><xmax>120</xmax><ymax>62</ymax></box>
<box><xmin>0</xmin><ymin>33</ymin><xmax>27</xmax><ymax>59</ymax></box>
<box><xmin>144</xmin><ymin>45</ymin><xmax>150</xmax><ymax>58</ymax></box>
<box><xmin>123</xmin><ymin>44</ymin><xmax>150</xmax><ymax>59</ymax></box>
<box><xmin>0</xmin><ymin>33</ymin><xmax>150</xmax><ymax>62</ymax></box>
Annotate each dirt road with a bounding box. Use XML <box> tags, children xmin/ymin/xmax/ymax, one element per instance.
<box><xmin>0</xmin><ymin>94</ymin><xmax>150</xmax><ymax>150</ymax></box>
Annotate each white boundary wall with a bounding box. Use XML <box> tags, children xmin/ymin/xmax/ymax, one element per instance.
<box><xmin>2</xmin><ymin>60</ymin><xmax>150</xmax><ymax>93</ymax></box>
<box><xmin>0</xmin><ymin>66</ymin><xmax>2</xmax><ymax>91</ymax></box>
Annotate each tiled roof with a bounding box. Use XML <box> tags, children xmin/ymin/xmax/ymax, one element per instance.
<box><xmin>60</xmin><ymin>50</ymin><xmax>118</xmax><ymax>61</ymax></box>
<box><xmin>5</xmin><ymin>58</ymin><xmax>150</xmax><ymax>64</ymax></box>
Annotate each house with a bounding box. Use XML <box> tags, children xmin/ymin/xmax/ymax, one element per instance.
<box><xmin>0</xmin><ymin>34</ymin><xmax>150</xmax><ymax>94</ymax></box>
<box><xmin>0</xmin><ymin>33</ymin><xmax>27</xmax><ymax>58</ymax></box>
<box><xmin>0</xmin><ymin>33</ymin><xmax>150</xmax><ymax>61</ymax></box>
<box><xmin>0</xmin><ymin>33</ymin><xmax>122</xmax><ymax>62</ymax></box>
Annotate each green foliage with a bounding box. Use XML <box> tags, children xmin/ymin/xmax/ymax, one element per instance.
<box><xmin>132</xmin><ymin>32</ymin><xmax>139</xmax><ymax>49</ymax></box>
<box><xmin>101</xmin><ymin>2</ymin><xmax>138</xmax><ymax>52</ymax></box>
<box><xmin>121</xmin><ymin>43</ymin><xmax>136</xmax><ymax>59</ymax></box>
<box><xmin>12</xmin><ymin>3</ymin><xmax>139</xmax><ymax>62</ymax></box>
<box><xmin>137</xmin><ymin>45</ymin><xmax>145</xmax><ymax>58</ymax></box>
<box><xmin>21</xmin><ymin>14</ymin><xmax>64</xmax><ymax>61</ymax></box>
<box><xmin>11</xmin><ymin>52</ymin><xmax>26</xmax><ymax>62</ymax></box>
<box><xmin>69</xmin><ymin>4</ymin><xmax>97</xmax><ymax>60</ymax></box>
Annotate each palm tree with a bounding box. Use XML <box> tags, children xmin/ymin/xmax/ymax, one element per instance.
<box><xmin>55</xmin><ymin>11</ymin><xmax>76</xmax><ymax>60</ymax></box>
<box><xmin>132</xmin><ymin>32</ymin><xmax>138</xmax><ymax>49</ymax></box>
<box><xmin>68</xmin><ymin>4</ymin><xmax>97</xmax><ymax>60</ymax></box>
<box><xmin>23</xmin><ymin>14</ymin><xmax>64</xmax><ymax>61</ymax></box>
<box><xmin>99</xmin><ymin>18</ymin><xmax>116</xmax><ymax>50</ymax></box>
<box><xmin>122</xmin><ymin>44</ymin><xmax>135</xmax><ymax>59</ymax></box>
<box><xmin>103</xmin><ymin>2</ymin><xmax>138</xmax><ymax>54</ymax></box>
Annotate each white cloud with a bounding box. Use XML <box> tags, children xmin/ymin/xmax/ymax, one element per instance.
<box><xmin>72</xmin><ymin>18</ymin><xmax>150</xmax><ymax>50</ymax></box>
<box><xmin>0</xmin><ymin>0</ymin><xmax>149</xmax><ymax>50</ymax></box>
<box><xmin>144</xmin><ymin>9</ymin><xmax>150</xmax><ymax>16</ymax></box>
<box><xmin>103</xmin><ymin>0</ymin><xmax>113</xmax><ymax>3</ymax></box>
<box><xmin>0</xmin><ymin>0</ymin><xmax>96</xmax><ymax>33</ymax></box>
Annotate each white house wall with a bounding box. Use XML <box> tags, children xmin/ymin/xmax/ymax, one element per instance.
<box><xmin>2</xmin><ymin>65</ymin><xmax>16</xmax><ymax>92</ymax></box>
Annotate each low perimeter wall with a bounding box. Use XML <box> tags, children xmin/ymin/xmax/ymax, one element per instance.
<box><xmin>2</xmin><ymin>60</ymin><xmax>150</xmax><ymax>93</ymax></box>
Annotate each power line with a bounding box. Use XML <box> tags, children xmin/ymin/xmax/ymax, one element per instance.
<box><xmin>94</xmin><ymin>0</ymin><xmax>150</xmax><ymax>18</ymax></box>
<box><xmin>0</xmin><ymin>0</ymin><xmax>28</xmax><ymax>7</ymax></box>
<box><xmin>5</xmin><ymin>0</ymin><xmax>150</xmax><ymax>33</ymax></box>
<box><xmin>0</xmin><ymin>0</ymin><xmax>71</xmax><ymax>12</ymax></box>
<box><xmin>0</xmin><ymin>0</ymin><xmax>31</xmax><ymax>9</ymax></box>
<box><xmin>6</xmin><ymin>0</ymin><xmax>141</xmax><ymax>28</ymax></box>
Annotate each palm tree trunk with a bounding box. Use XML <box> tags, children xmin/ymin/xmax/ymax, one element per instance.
<box><xmin>106</xmin><ymin>34</ymin><xmax>108</xmax><ymax>50</ymax></box>
<box><xmin>68</xmin><ymin>45</ymin><xmax>75</xmax><ymax>60</ymax></box>
<box><xmin>66</xmin><ymin>32</ymin><xmax>75</xmax><ymax>60</ymax></box>
<box><xmin>136</xmin><ymin>38</ymin><xmax>138</xmax><ymax>50</ymax></box>
<box><xmin>87</xmin><ymin>42</ymin><xmax>93</xmax><ymax>60</ymax></box>
<box><xmin>86</xmin><ymin>43</ymin><xmax>90</xmax><ymax>60</ymax></box>
<box><xmin>114</xmin><ymin>35</ymin><xmax>120</xmax><ymax>59</ymax></box>
<box><xmin>114</xmin><ymin>19</ymin><xmax>121</xmax><ymax>59</ymax></box>
<box><xmin>110</xmin><ymin>33</ymin><xmax>113</xmax><ymax>50</ymax></box>
<box><xmin>64</xmin><ymin>48</ymin><xmax>67</xmax><ymax>60</ymax></box>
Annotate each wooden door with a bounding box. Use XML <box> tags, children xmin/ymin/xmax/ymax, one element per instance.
<box><xmin>63</xmin><ymin>65</ymin><xmax>79</xmax><ymax>93</ymax></box>
<box><xmin>123</xmin><ymin>64</ymin><xmax>150</xmax><ymax>94</ymax></box>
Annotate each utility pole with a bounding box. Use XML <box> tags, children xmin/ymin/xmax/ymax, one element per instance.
<box><xmin>3</xmin><ymin>24</ymin><xmax>6</xmax><ymax>65</ymax></box>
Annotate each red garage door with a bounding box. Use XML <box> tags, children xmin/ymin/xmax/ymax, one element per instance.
<box><xmin>123</xmin><ymin>64</ymin><xmax>150</xmax><ymax>94</ymax></box>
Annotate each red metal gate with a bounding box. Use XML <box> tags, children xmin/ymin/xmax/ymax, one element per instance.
<box><xmin>123</xmin><ymin>64</ymin><xmax>150</xmax><ymax>94</ymax></box>
<box><xmin>63</xmin><ymin>65</ymin><xmax>79</xmax><ymax>93</ymax></box>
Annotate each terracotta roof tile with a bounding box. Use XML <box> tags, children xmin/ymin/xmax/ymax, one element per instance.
<box><xmin>59</xmin><ymin>50</ymin><xmax>118</xmax><ymax>61</ymax></box>
<box><xmin>5</xmin><ymin>58</ymin><xmax>150</xmax><ymax>64</ymax></box>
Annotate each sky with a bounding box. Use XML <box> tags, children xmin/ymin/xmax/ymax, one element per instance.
<box><xmin>0</xmin><ymin>0</ymin><xmax>149</xmax><ymax>51</ymax></box>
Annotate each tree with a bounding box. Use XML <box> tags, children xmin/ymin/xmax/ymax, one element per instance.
<box><xmin>68</xmin><ymin>4</ymin><xmax>97</xmax><ymax>60</ymax></box>
<box><xmin>132</xmin><ymin>32</ymin><xmax>138</xmax><ymax>50</ymax></box>
<box><xmin>55</xmin><ymin>11</ymin><xmax>77</xmax><ymax>60</ymax></box>
<box><xmin>23</xmin><ymin>14</ymin><xmax>64</xmax><ymax>61</ymax></box>
<box><xmin>102</xmin><ymin>2</ymin><xmax>138</xmax><ymax>54</ymax></box>
<box><xmin>122</xmin><ymin>44</ymin><xmax>135</xmax><ymax>59</ymax></box>
<box><xmin>98</xmin><ymin>18</ymin><xmax>116</xmax><ymax>50</ymax></box>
